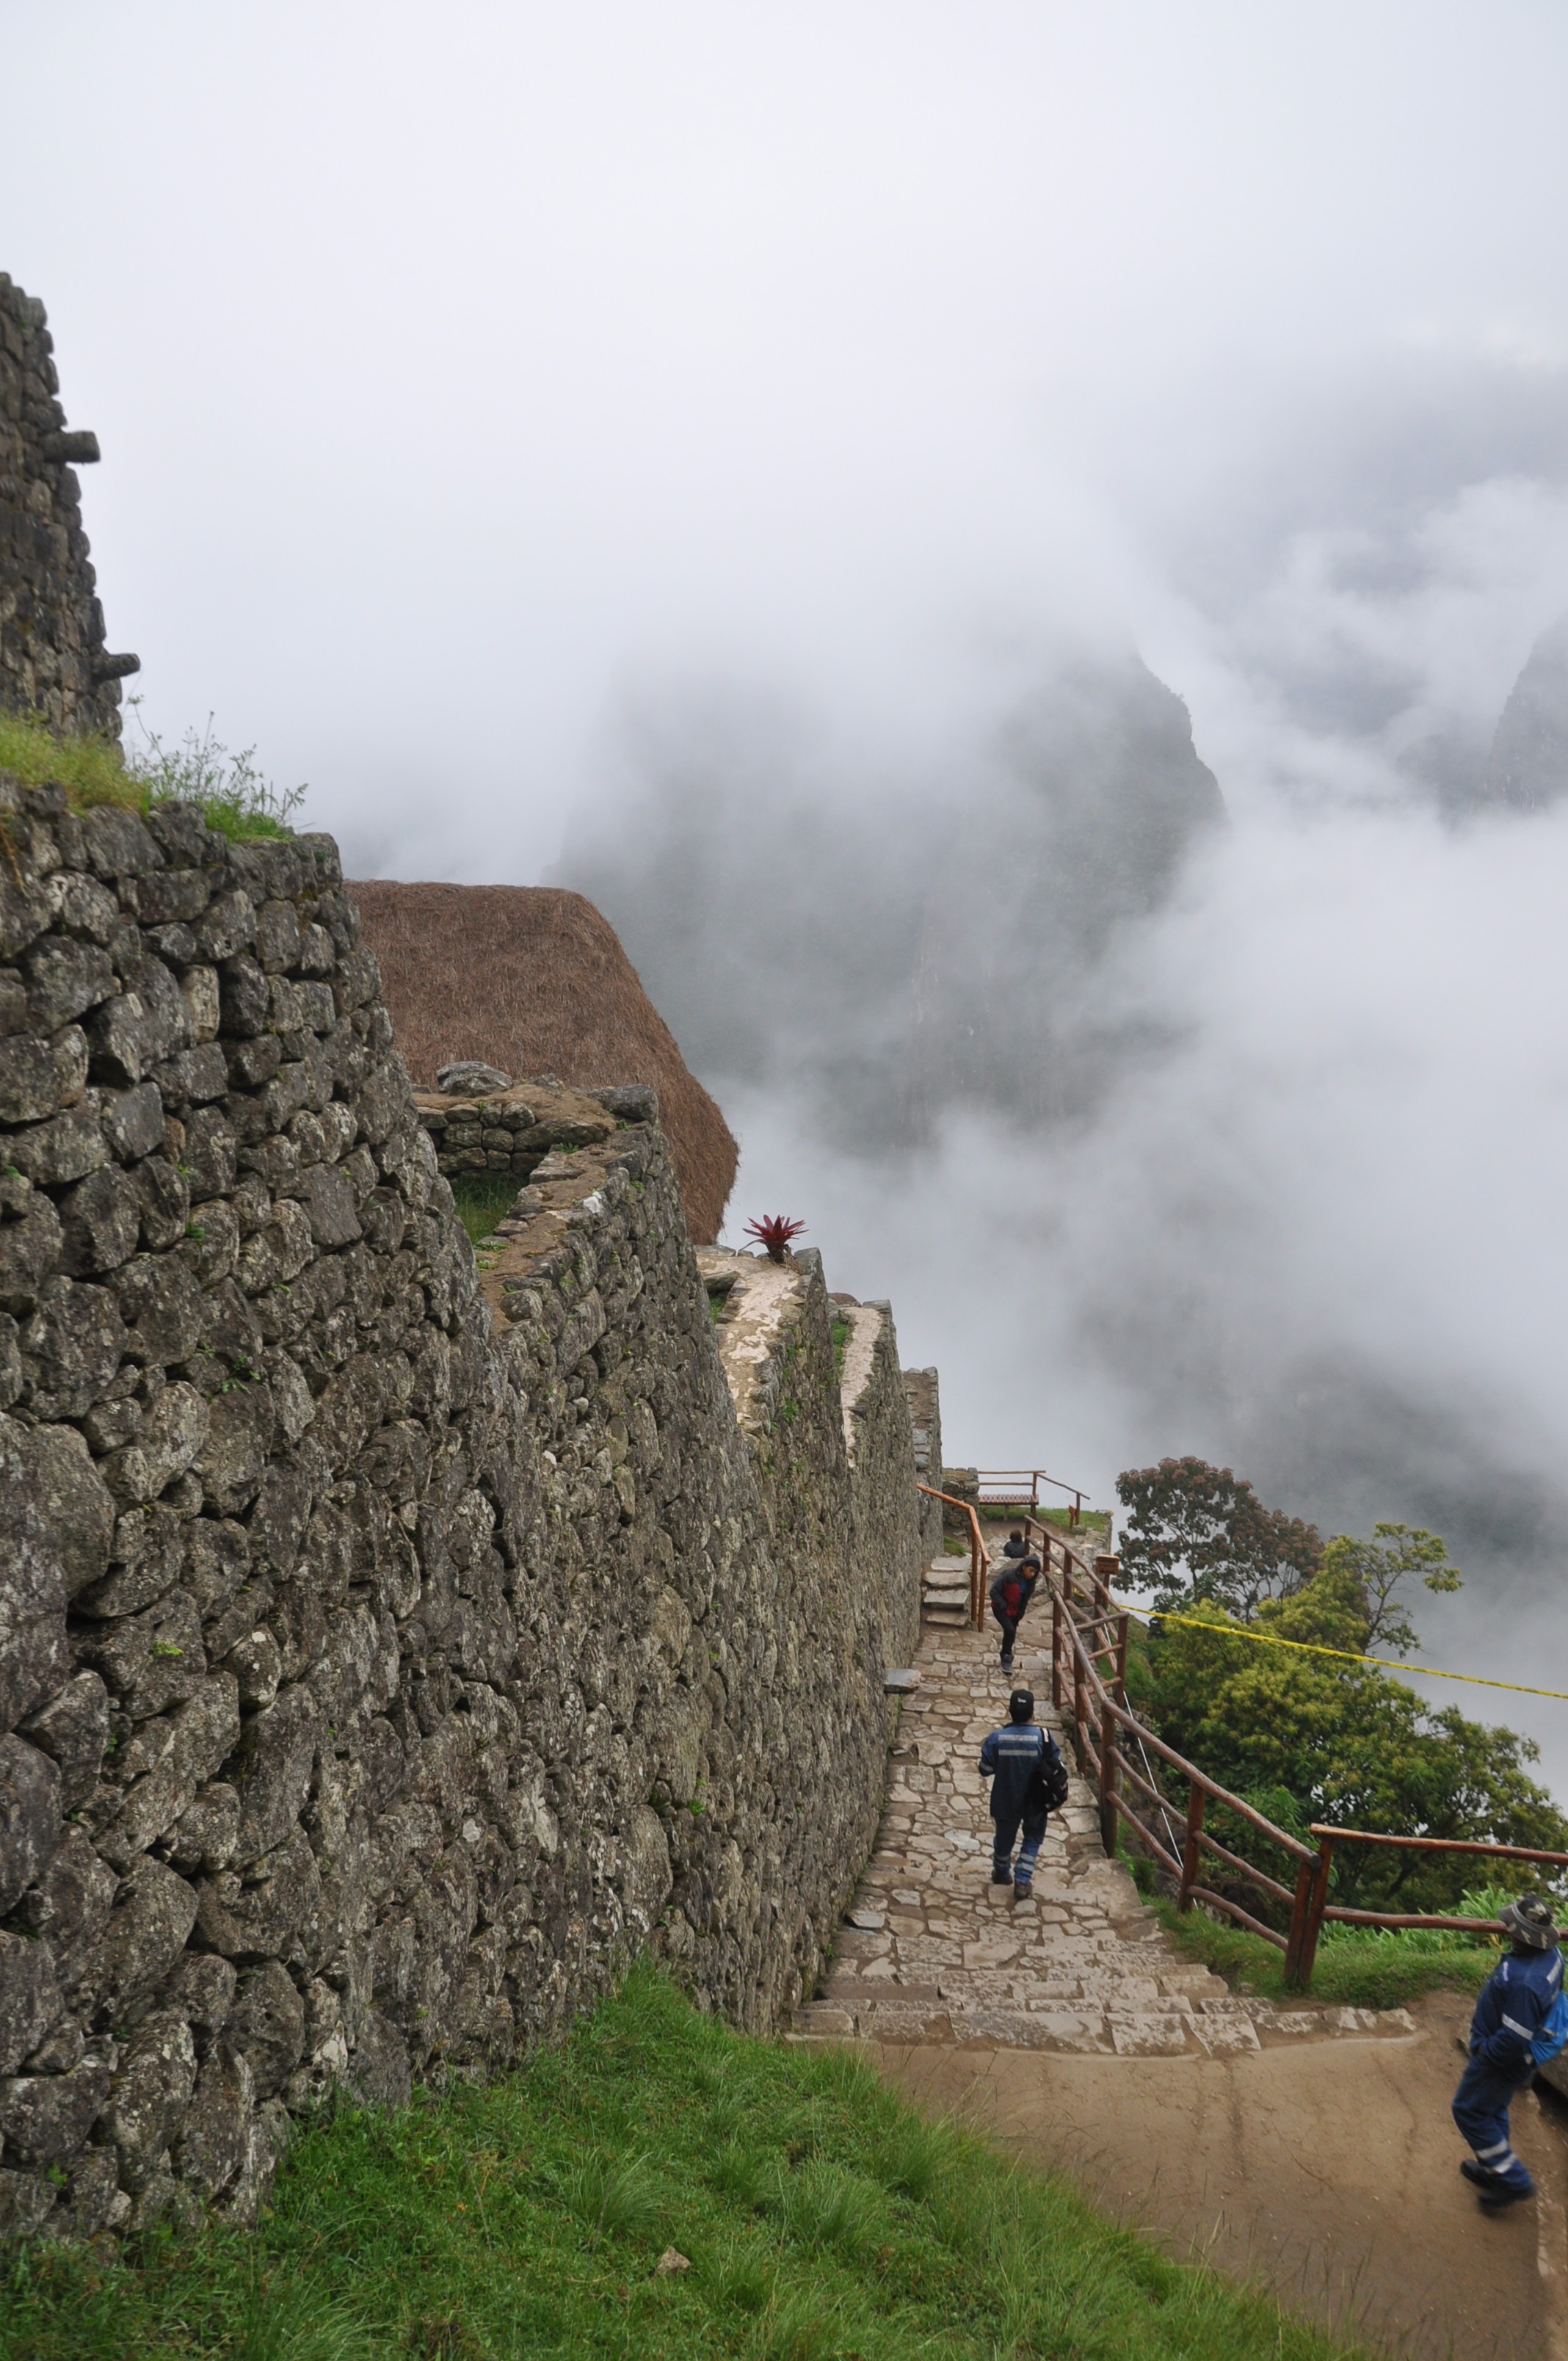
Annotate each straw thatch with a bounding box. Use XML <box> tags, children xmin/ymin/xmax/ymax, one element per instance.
<box><xmin>349</xmin><ymin>880</ymin><xmax>737</xmax><ymax>1241</ymax></box>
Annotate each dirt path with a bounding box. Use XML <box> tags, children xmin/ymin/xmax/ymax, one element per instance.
<box><xmin>794</xmin><ymin>1596</ymin><xmax>1568</xmax><ymax>2359</ymax></box>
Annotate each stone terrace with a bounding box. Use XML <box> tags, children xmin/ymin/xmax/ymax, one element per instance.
<box><xmin>795</xmin><ymin>1606</ymin><xmax>1419</xmax><ymax>2058</ymax></box>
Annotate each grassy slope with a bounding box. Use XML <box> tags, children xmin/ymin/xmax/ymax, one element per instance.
<box><xmin>1142</xmin><ymin>1892</ymin><xmax>1495</xmax><ymax>2012</ymax></box>
<box><xmin>1</xmin><ymin>1969</ymin><xmax>1376</xmax><ymax>2361</ymax></box>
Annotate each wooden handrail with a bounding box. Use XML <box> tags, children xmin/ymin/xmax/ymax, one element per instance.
<box><xmin>976</xmin><ymin>1468</ymin><xmax>1090</xmax><ymax>1525</ymax></box>
<box><xmin>1041</xmin><ymin>1559</ymin><xmax>1566</xmax><ymax>1990</ymax></box>
<box><xmin>1308</xmin><ymin>1826</ymin><xmax>1568</xmax><ymax>1866</ymax></box>
<box><xmin>917</xmin><ymin>1484</ymin><xmax>988</xmax><ymax>1630</ymax></box>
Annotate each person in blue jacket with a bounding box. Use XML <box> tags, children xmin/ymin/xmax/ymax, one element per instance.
<box><xmin>979</xmin><ymin>1686</ymin><xmax>1063</xmax><ymax>1896</ymax></box>
<box><xmin>1452</xmin><ymin>1893</ymin><xmax>1565</xmax><ymax>2208</ymax></box>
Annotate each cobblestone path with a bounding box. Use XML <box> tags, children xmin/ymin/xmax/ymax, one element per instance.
<box><xmin>796</xmin><ymin>1608</ymin><xmax>1416</xmax><ymax>2058</ymax></box>
<box><xmin>791</xmin><ymin>1558</ymin><xmax>1568</xmax><ymax>2360</ymax></box>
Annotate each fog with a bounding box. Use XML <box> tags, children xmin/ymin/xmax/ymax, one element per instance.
<box><xmin>7</xmin><ymin>4</ymin><xmax>1568</xmax><ymax>1774</ymax></box>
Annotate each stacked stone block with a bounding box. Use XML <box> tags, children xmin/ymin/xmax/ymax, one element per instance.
<box><xmin>902</xmin><ymin>1366</ymin><xmax>943</xmax><ymax>1560</ymax></box>
<box><xmin>0</xmin><ymin>781</ymin><xmax>926</xmax><ymax>2241</ymax></box>
<box><xmin>0</xmin><ymin>277</ymin><xmax>136</xmax><ymax>737</ymax></box>
<box><xmin>413</xmin><ymin>1084</ymin><xmax>619</xmax><ymax>1183</ymax></box>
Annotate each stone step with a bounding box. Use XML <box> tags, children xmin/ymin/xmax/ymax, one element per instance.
<box><xmin>804</xmin><ymin>1618</ymin><xmax>1420</xmax><ymax>2060</ymax></box>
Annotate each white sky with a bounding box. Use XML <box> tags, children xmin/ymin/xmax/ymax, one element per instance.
<box><xmin>10</xmin><ymin>2</ymin><xmax>1568</xmax><ymax>1774</ymax></box>
<box><xmin>5</xmin><ymin>4</ymin><xmax>1568</xmax><ymax>871</ymax></box>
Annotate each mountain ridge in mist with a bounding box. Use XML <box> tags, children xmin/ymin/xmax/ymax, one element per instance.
<box><xmin>557</xmin><ymin>645</ymin><xmax>1222</xmax><ymax>1151</ymax></box>
<box><xmin>1479</xmin><ymin>613</ymin><xmax>1568</xmax><ymax>813</ymax></box>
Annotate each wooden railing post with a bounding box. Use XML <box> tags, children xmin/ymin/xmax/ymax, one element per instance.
<box><xmin>1072</xmin><ymin>1625</ymin><xmax>1088</xmax><ymax>1770</ymax></box>
<box><xmin>1114</xmin><ymin>1611</ymin><xmax>1129</xmax><ymax>1710</ymax></box>
<box><xmin>1284</xmin><ymin>1834</ymin><xmax>1335</xmax><ymax>1991</ymax></box>
<box><xmin>1179</xmin><ymin>1785</ymin><xmax>1205</xmax><ymax>1910</ymax></box>
<box><xmin>1051</xmin><ymin>1587</ymin><xmax>1063</xmax><ymax>1711</ymax></box>
<box><xmin>1100</xmin><ymin>1694</ymin><xmax>1119</xmax><ymax>1856</ymax></box>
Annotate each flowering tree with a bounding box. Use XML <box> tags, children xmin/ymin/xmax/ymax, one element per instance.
<box><xmin>1115</xmin><ymin>1455</ymin><xmax>1322</xmax><ymax>1617</ymax></box>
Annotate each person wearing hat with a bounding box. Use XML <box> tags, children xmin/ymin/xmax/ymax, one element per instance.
<box><xmin>1451</xmin><ymin>1893</ymin><xmax>1567</xmax><ymax>2209</ymax></box>
<box><xmin>979</xmin><ymin>1686</ymin><xmax>1067</xmax><ymax>1897</ymax></box>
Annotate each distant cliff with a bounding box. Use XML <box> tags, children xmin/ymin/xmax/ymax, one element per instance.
<box><xmin>557</xmin><ymin>648</ymin><xmax>1224</xmax><ymax>1145</ymax></box>
<box><xmin>1479</xmin><ymin>615</ymin><xmax>1568</xmax><ymax>813</ymax></box>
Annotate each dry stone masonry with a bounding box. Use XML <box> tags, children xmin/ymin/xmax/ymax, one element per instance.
<box><xmin>0</xmin><ymin>278</ymin><xmax>137</xmax><ymax>737</ymax></box>
<box><xmin>413</xmin><ymin>1075</ymin><xmax>631</xmax><ymax>1186</ymax></box>
<box><xmin>901</xmin><ymin>1366</ymin><xmax>943</xmax><ymax>1560</ymax></box>
<box><xmin>0</xmin><ymin>781</ymin><xmax>928</xmax><ymax>2242</ymax></box>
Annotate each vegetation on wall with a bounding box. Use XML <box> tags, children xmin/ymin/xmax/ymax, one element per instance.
<box><xmin>449</xmin><ymin>1168</ymin><xmax>524</xmax><ymax>1245</ymax></box>
<box><xmin>0</xmin><ymin>708</ymin><xmax>305</xmax><ymax>840</ymax></box>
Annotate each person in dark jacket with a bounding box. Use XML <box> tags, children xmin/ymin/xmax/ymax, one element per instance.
<box><xmin>979</xmin><ymin>1686</ymin><xmax>1062</xmax><ymax>1896</ymax></box>
<box><xmin>1452</xmin><ymin>1893</ymin><xmax>1564</xmax><ymax>2208</ymax></box>
<box><xmin>989</xmin><ymin>1552</ymin><xmax>1041</xmax><ymax>1670</ymax></box>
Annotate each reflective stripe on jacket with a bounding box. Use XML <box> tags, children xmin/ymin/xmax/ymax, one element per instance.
<box><xmin>1470</xmin><ymin>1944</ymin><xmax>1564</xmax><ymax>2074</ymax></box>
<box><xmin>979</xmin><ymin>1721</ymin><xmax>1053</xmax><ymax>1821</ymax></box>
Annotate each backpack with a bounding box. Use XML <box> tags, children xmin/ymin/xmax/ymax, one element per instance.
<box><xmin>1031</xmin><ymin>1734</ymin><xmax>1070</xmax><ymax>1815</ymax></box>
<box><xmin>1533</xmin><ymin>1988</ymin><xmax>1568</xmax><ymax>2066</ymax></box>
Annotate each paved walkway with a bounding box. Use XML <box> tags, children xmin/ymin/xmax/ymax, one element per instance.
<box><xmin>793</xmin><ymin>1575</ymin><xmax>1568</xmax><ymax>2360</ymax></box>
<box><xmin>802</xmin><ymin>1613</ymin><xmax>1415</xmax><ymax>2059</ymax></box>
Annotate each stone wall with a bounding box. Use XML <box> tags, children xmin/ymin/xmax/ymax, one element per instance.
<box><xmin>902</xmin><ymin>1366</ymin><xmax>943</xmax><ymax>1561</ymax></box>
<box><xmin>0</xmin><ymin>783</ymin><xmax>926</xmax><ymax>2241</ymax></box>
<box><xmin>413</xmin><ymin>1078</ymin><xmax>620</xmax><ymax>1186</ymax></box>
<box><xmin>0</xmin><ymin>278</ymin><xmax>137</xmax><ymax>738</ymax></box>
<box><xmin>836</xmin><ymin>1294</ymin><xmax>924</xmax><ymax>1672</ymax></box>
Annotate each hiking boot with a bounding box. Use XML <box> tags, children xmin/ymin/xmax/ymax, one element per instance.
<box><xmin>1000</xmin><ymin>1653</ymin><xmax>1014</xmax><ymax>1670</ymax></box>
<box><xmin>990</xmin><ymin>1867</ymin><xmax>1013</xmax><ymax>1885</ymax></box>
<box><xmin>1013</xmin><ymin>1878</ymin><xmax>1033</xmax><ymax>1898</ymax></box>
<box><xmin>1460</xmin><ymin>2158</ymin><xmax>1536</xmax><ymax>2206</ymax></box>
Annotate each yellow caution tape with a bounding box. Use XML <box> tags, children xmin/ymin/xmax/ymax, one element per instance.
<box><xmin>1113</xmin><ymin>1603</ymin><xmax>1568</xmax><ymax>1705</ymax></box>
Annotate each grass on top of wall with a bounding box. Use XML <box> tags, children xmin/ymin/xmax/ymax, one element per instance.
<box><xmin>0</xmin><ymin>711</ymin><xmax>302</xmax><ymax>841</ymax></box>
<box><xmin>0</xmin><ymin>1966</ymin><xmax>1378</xmax><ymax>2361</ymax></box>
<box><xmin>449</xmin><ymin>1169</ymin><xmax>523</xmax><ymax>1246</ymax></box>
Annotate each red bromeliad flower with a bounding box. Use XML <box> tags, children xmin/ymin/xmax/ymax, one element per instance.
<box><xmin>744</xmin><ymin>1215</ymin><xmax>806</xmax><ymax>1263</ymax></box>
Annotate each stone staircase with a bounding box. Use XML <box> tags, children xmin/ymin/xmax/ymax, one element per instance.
<box><xmin>921</xmin><ymin>1550</ymin><xmax>973</xmax><ymax>1627</ymax></box>
<box><xmin>795</xmin><ymin>1613</ymin><xmax>1418</xmax><ymax>2058</ymax></box>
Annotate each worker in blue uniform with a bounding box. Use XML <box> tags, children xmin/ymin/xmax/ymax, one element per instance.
<box><xmin>1452</xmin><ymin>1893</ymin><xmax>1567</xmax><ymax>2208</ymax></box>
<box><xmin>979</xmin><ymin>1686</ymin><xmax>1065</xmax><ymax>1897</ymax></box>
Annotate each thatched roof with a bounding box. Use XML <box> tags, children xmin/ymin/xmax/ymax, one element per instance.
<box><xmin>348</xmin><ymin>880</ymin><xmax>737</xmax><ymax>1242</ymax></box>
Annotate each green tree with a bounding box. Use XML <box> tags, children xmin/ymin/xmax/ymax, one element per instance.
<box><xmin>1144</xmin><ymin>1559</ymin><xmax>1567</xmax><ymax>1915</ymax></box>
<box><xmin>1317</xmin><ymin>1521</ymin><xmax>1462</xmax><ymax>1654</ymax></box>
<box><xmin>1116</xmin><ymin>1455</ymin><xmax>1322</xmax><ymax>1617</ymax></box>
